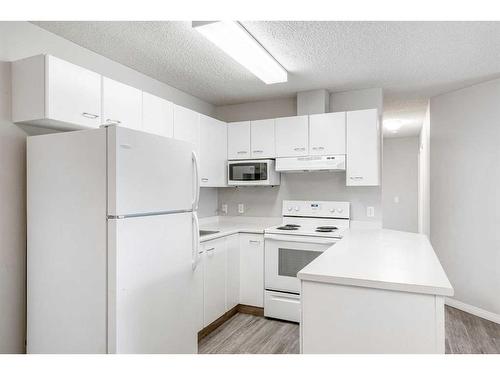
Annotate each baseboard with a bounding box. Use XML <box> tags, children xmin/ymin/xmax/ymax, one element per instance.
<box><xmin>198</xmin><ymin>304</ymin><xmax>264</xmax><ymax>342</ymax></box>
<box><xmin>446</xmin><ymin>297</ymin><xmax>500</xmax><ymax>325</ymax></box>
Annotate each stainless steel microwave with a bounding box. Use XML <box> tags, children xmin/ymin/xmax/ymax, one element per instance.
<box><xmin>227</xmin><ymin>159</ymin><xmax>281</xmax><ymax>186</ymax></box>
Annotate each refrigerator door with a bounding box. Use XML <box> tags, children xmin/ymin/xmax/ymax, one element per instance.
<box><xmin>107</xmin><ymin>126</ymin><xmax>197</xmax><ymax>216</ymax></box>
<box><xmin>108</xmin><ymin>212</ymin><xmax>199</xmax><ymax>353</ymax></box>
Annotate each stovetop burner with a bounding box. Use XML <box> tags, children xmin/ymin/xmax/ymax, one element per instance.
<box><xmin>277</xmin><ymin>224</ymin><xmax>301</xmax><ymax>230</ymax></box>
<box><xmin>315</xmin><ymin>226</ymin><xmax>338</xmax><ymax>233</ymax></box>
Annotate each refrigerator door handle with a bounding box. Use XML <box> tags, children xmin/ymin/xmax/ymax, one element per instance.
<box><xmin>192</xmin><ymin>151</ymin><xmax>200</xmax><ymax>211</ymax></box>
<box><xmin>192</xmin><ymin>212</ymin><xmax>200</xmax><ymax>270</ymax></box>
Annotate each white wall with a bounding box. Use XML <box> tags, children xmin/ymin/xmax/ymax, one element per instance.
<box><xmin>418</xmin><ymin>103</ymin><xmax>430</xmax><ymax>236</ymax></box>
<box><xmin>330</xmin><ymin>88</ymin><xmax>384</xmax><ymax>114</ymax></box>
<box><xmin>0</xmin><ymin>62</ymin><xmax>27</xmax><ymax>353</ymax></box>
<box><xmin>430</xmin><ymin>78</ymin><xmax>500</xmax><ymax>317</ymax></box>
<box><xmin>214</xmin><ymin>97</ymin><xmax>296</xmax><ymax>122</ymax></box>
<box><xmin>218</xmin><ymin>173</ymin><xmax>381</xmax><ymax>222</ymax></box>
<box><xmin>382</xmin><ymin>137</ymin><xmax>419</xmax><ymax>232</ymax></box>
<box><xmin>0</xmin><ymin>21</ymin><xmax>217</xmax><ymax>353</ymax></box>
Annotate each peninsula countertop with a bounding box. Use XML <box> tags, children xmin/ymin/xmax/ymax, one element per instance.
<box><xmin>298</xmin><ymin>228</ymin><xmax>453</xmax><ymax>296</ymax></box>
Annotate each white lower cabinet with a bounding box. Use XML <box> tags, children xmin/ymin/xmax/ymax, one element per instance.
<box><xmin>225</xmin><ymin>235</ymin><xmax>240</xmax><ymax>310</ymax></box>
<box><xmin>202</xmin><ymin>238</ymin><xmax>227</xmax><ymax>326</ymax></box>
<box><xmin>239</xmin><ymin>234</ymin><xmax>264</xmax><ymax>308</ymax></box>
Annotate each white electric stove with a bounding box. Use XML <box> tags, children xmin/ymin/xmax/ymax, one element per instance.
<box><xmin>264</xmin><ymin>200</ymin><xmax>350</xmax><ymax>323</ymax></box>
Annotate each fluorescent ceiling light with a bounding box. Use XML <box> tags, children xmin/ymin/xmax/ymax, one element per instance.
<box><xmin>384</xmin><ymin>120</ymin><xmax>403</xmax><ymax>133</ymax></box>
<box><xmin>193</xmin><ymin>21</ymin><xmax>288</xmax><ymax>84</ymax></box>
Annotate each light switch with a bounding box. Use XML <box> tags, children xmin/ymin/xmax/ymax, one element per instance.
<box><xmin>238</xmin><ymin>203</ymin><xmax>245</xmax><ymax>214</ymax></box>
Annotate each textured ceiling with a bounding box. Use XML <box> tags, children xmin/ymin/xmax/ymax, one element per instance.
<box><xmin>32</xmin><ymin>21</ymin><xmax>500</xmax><ymax>136</ymax></box>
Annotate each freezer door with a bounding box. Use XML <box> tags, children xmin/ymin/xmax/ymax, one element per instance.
<box><xmin>108</xmin><ymin>212</ymin><xmax>199</xmax><ymax>353</ymax></box>
<box><xmin>107</xmin><ymin>126</ymin><xmax>196</xmax><ymax>216</ymax></box>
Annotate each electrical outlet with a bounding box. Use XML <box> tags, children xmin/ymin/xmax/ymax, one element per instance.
<box><xmin>367</xmin><ymin>206</ymin><xmax>375</xmax><ymax>217</ymax></box>
<box><xmin>221</xmin><ymin>204</ymin><xmax>228</xmax><ymax>215</ymax></box>
<box><xmin>238</xmin><ymin>203</ymin><xmax>245</xmax><ymax>214</ymax></box>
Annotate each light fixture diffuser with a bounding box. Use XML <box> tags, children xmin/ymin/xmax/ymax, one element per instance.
<box><xmin>193</xmin><ymin>21</ymin><xmax>288</xmax><ymax>84</ymax></box>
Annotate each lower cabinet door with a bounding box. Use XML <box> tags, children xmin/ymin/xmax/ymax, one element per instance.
<box><xmin>239</xmin><ymin>234</ymin><xmax>264</xmax><ymax>307</ymax></box>
<box><xmin>225</xmin><ymin>235</ymin><xmax>240</xmax><ymax>310</ymax></box>
<box><xmin>203</xmin><ymin>238</ymin><xmax>227</xmax><ymax>326</ymax></box>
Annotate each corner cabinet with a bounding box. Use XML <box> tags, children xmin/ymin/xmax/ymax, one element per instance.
<box><xmin>199</xmin><ymin>115</ymin><xmax>228</xmax><ymax>187</ymax></box>
<box><xmin>12</xmin><ymin>55</ymin><xmax>102</xmax><ymax>130</ymax></box>
<box><xmin>275</xmin><ymin>115</ymin><xmax>309</xmax><ymax>157</ymax></box>
<box><xmin>202</xmin><ymin>238</ymin><xmax>227</xmax><ymax>327</ymax></box>
<box><xmin>346</xmin><ymin>109</ymin><xmax>380</xmax><ymax>186</ymax></box>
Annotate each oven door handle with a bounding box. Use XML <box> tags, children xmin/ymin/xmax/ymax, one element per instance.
<box><xmin>264</xmin><ymin>233</ymin><xmax>339</xmax><ymax>245</ymax></box>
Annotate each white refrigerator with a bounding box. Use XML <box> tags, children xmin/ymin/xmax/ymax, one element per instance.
<box><xmin>27</xmin><ymin>125</ymin><xmax>202</xmax><ymax>353</ymax></box>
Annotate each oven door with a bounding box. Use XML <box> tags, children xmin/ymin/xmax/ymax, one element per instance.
<box><xmin>264</xmin><ymin>234</ymin><xmax>337</xmax><ymax>294</ymax></box>
<box><xmin>228</xmin><ymin>161</ymin><xmax>269</xmax><ymax>185</ymax></box>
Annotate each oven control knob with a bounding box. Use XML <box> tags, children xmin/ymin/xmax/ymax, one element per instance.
<box><xmin>337</xmin><ymin>209</ymin><xmax>343</xmax><ymax>213</ymax></box>
<box><xmin>288</xmin><ymin>207</ymin><xmax>293</xmax><ymax>212</ymax></box>
<box><xmin>294</xmin><ymin>206</ymin><xmax>300</xmax><ymax>212</ymax></box>
<box><xmin>330</xmin><ymin>208</ymin><xmax>336</xmax><ymax>213</ymax></box>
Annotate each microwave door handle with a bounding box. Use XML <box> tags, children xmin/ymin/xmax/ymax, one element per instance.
<box><xmin>192</xmin><ymin>151</ymin><xmax>200</xmax><ymax>211</ymax></box>
<box><xmin>264</xmin><ymin>233</ymin><xmax>338</xmax><ymax>245</ymax></box>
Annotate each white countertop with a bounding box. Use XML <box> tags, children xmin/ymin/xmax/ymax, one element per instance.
<box><xmin>199</xmin><ymin>216</ymin><xmax>281</xmax><ymax>242</ymax></box>
<box><xmin>298</xmin><ymin>228</ymin><xmax>454</xmax><ymax>297</ymax></box>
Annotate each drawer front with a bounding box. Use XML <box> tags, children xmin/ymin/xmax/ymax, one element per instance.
<box><xmin>264</xmin><ymin>290</ymin><xmax>300</xmax><ymax>323</ymax></box>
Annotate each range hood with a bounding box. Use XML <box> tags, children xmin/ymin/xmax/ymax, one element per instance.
<box><xmin>275</xmin><ymin>155</ymin><xmax>346</xmax><ymax>172</ymax></box>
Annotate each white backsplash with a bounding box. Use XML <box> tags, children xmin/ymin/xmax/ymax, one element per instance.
<box><xmin>216</xmin><ymin>172</ymin><xmax>381</xmax><ymax>222</ymax></box>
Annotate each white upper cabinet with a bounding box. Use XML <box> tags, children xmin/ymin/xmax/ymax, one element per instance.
<box><xmin>227</xmin><ymin>121</ymin><xmax>251</xmax><ymax>160</ymax></box>
<box><xmin>173</xmin><ymin>105</ymin><xmax>200</xmax><ymax>154</ymax></box>
<box><xmin>12</xmin><ymin>55</ymin><xmax>102</xmax><ymax>130</ymax></box>
<box><xmin>142</xmin><ymin>92</ymin><xmax>174</xmax><ymax>138</ymax></box>
<box><xmin>102</xmin><ymin>77</ymin><xmax>142</xmax><ymax>130</ymax></box>
<box><xmin>275</xmin><ymin>115</ymin><xmax>309</xmax><ymax>157</ymax></box>
<box><xmin>251</xmin><ymin>119</ymin><xmax>275</xmax><ymax>159</ymax></box>
<box><xmin>309</xmin><ymin>112</ymin><xmax>346</xmax><ymax>156</ymax></box>
<box><xmin>346</xmin><ymin>109</ymin><xmax>380</xmax><ymax>186</ymax></box>
<box><xmin>199</xmin><ymin>115</ymin><xmax>228</xmax><ymax>187</ymax></box>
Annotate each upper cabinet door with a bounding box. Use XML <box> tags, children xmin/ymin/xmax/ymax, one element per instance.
<box><xmin>309</xmin><ymin>112</ymin><xmax>346</xmax><ymax>156</ymax></box>
<box><xmin>173</xmin><ymin>105</ymin><xmax>200</xmax><ymax>155</ymax></box>
<box><xmin>199</xmin><ymin>115</ymin><xmax>228</xmax><ymax>187</ymax></box>
<box><xmin>102</xmin><ymin>77</ymin><xmax>142</xmax><ymax>130</ymax></box>
<box><xmin>142</xmin><ymin>92</ymin><xmax>174</xmax><ymax>138</ymax></box>
<box><xmin>251</xmin><ymin>119</ymin><xmax>275</xmax><ymax>159</ymax></box>
<box><xmin>346</xmin><ymin>109</ymin><xmax>380</xmax><ymax>186</ymax></box>
<box><xmin>275</xmin><ymin>115</ymin><xmax>309</xmax><ymax>157</ymax></box>
<box><xmin>227</xmin><ymin>121</ymin><xmax>251</xmax><ymax>160</ymax></box>
<box><xmin>46</xmin><ymin>55</ymin><xmax>102</xmax><ymax>129</ymax></box>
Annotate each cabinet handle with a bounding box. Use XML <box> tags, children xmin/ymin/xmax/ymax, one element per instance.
<box><xmin>201</xmin><ymin>178</ymin><xmax>209</xmax><ymax>182</ymax></box>
<box><xmin>253</xmin><ymin>150</ymin><xmax>263</xmax><ymax>153</ymax></box>
<box><xmin>249</xmin><ymin>240</ymin><xmax>261</xmax><ymax>244</ymax></box>
<box><xmin>237</xmin><ymin>151</ymin><xmax>247</xmax><ymax>154</ymax></box>
<box><xmin>312</xmin><ymin>146</ymin><xmax>324</xmax><ymax>150</ymax></box>
<box><xmin>294</xmin><ymin>147</ymin><xmax>305</xmax><ymax>151</ymax></box>
<box><xmin>106</xmin><ymin>119</ymin><xmax>122</xmax><ymax>125</ymax></box>
<box><xmin>206</xmin><ymin>247</ymin><xmax>215</xmax><ymax>252</ymax></box>
<box><xmin>350</xmin><ymin>176</ymin><xmax>364</xmax><ymax>180</ymax></box>
<box><xmin>82</xmin><ymin>112</ymin><xmax>99</xmax><ymax>119</ymax></box>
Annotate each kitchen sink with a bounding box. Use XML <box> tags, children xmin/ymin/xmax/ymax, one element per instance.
<box><xmin>199</xmin><ymin>230</ymin><xmax>220</xmax><ymax>236</ymax></box>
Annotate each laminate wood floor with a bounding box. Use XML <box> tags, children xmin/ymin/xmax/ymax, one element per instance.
<box><xmin>198</xmin><ymin>306</ymin><xmax>500</xmax><ymax>354</ymax></box>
